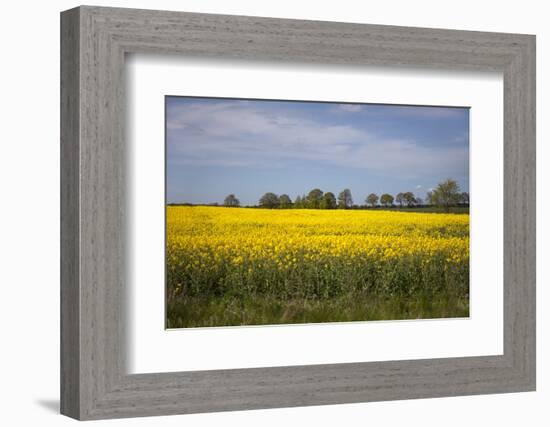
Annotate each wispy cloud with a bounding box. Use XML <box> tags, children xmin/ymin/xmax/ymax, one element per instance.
<box><xmin>167</xmin><ymin>99</ymin><xmax>468</xmax><ymax>179</ymax></box>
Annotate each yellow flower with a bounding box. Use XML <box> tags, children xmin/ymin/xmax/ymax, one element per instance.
<box><xmin>166</xmin><ymin>206</ymin><xmax>469</xmax><ymax>279</ymax></box>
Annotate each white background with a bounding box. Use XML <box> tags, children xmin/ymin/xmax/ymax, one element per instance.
<box><xmin>0</xmin><ymin>0</ymin><xmax>547</xmax><ymax>426</ymax></box>
<box><xmin>128</xmin><ymin>57</ymin><xmax>503</xmax><ymax>373</ymax></box>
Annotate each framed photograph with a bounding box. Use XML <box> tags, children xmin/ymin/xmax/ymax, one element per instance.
<box><xmin>61</xmin><ymin>6</ymin><xmax>535</xmax><ymax>420</ymax></box>
<box><xmin>164</xmin><ymin>96</ymin><xmax>471</xmax><ymax>329</ymax></box>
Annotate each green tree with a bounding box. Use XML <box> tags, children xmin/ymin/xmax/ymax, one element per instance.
<box><xmin>259</xmin><ymin>192</ymin><xmax>280</xmax><ymax>209</ymax></box>
<box><xmin>380</xmin><ymin>193</ymin><xmax>394</xmax><ymax>207</ymax></box>
<box><xmin>223</xmin><ymin>194</ymin><xmax>240</xmax><ymax>207</ymax></box>
<box><xmin>366</xmin><ymin>193</ymin><xmax>379</xmax><ymax>207</ymax></box>
<box><xmin>337</xmin><ymin>189</ymin><xmax>353</xmax><ymax>209</ymax></box>
<box><xmin>279</xmin><ymin>194</ymin><xmax>292</xmax><ymax>208</ymax></box>
<box><xmin>294</xmin><ymin>195</ymin><xmax>303</xmax><ymax>208</ymax></box>
<box><xmin>307</xmin><ymin>188</ymin><xmax>324</xmax><ymax>209</ymax></box>
<box><xmin>403</xmin><ymin>192</ymin><xmax>416</xmax><ymax>207</ymax></box>
<box><xmin>395</xmin><ymin>192</ymin><xmax>404</xmax><ymax>207</ymax></box>
<box><xmin>320</xmin><ymin>192</ymin><xmax>337</xmax><ymax>209</ymax></box>
<box><xmin>431</xmin><ymin>178</ymin><xmax>462</xmax><ymax>211</ymax></box>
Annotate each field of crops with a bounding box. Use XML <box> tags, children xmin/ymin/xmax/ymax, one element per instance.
<box><xmin>166</xmin><ymin>206</ymin><xmax>469</xmax><ymax>328</ymax></box>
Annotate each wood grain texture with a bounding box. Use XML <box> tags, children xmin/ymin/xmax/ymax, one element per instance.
<box><xmin>60</xmin><ymin>7</ymin><xmax>80</xmax><ymax>419</ymax></box>
<box><xmin>60</xmin><ymin>5</ymin><xmax>536</xmax><ymax>420</ymax></box>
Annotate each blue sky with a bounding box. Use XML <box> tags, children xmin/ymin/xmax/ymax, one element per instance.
<box><xmin>166</xmin><ymin>96</ymin><xmax>469</xmax><ymax>206</ymax></box>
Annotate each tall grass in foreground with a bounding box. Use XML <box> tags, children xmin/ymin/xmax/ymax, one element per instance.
<box><xmin>166</xmin><ymin>206</ymin><xmax>469</xmax><ymax>328</ymax></box>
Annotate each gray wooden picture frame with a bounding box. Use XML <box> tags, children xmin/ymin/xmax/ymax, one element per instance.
<box><xmin>60</xmin><ymin>5</ymin><xmax>536</xmax><ymax>420</ymax></box>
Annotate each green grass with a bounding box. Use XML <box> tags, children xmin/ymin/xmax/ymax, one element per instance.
<box><xmin>167</xmin><ymin>293</ymin><xmax>469</xmax><ymax>328</ymax></box>
<box><xmin>166</xmin><ymin>254</ymin><xmax>469</xmax><ymax>328</ymax></box>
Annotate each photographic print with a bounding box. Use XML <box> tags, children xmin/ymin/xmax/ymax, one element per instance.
<box><xmin>165</xmin><ymin>96</ymin><xmax>470</xmax><ymax>328</ymax></box>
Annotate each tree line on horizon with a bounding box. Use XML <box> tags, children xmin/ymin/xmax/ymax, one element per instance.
<box><xmin>220</xmin><ymin>179</ymin><xmax>468</xmax><ymax>212</ymax></box>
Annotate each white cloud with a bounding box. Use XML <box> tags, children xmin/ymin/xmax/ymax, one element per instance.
<box><xmin>166</xmin><ymin>101</ymin><xmax>468</xmax><ymax>178</ymax></box>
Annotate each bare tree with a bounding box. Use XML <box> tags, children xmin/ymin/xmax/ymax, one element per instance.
<box><xmin>337</xmin><ymin>189</ymin><xmax>353</xmax><ymax>209</ymax></box>
<box><xmin>396</xmin><ymin>192</ymin><xmax>404</xmax><ymax>207</ymax></box>
<box><xmin>425</xmin><ymin>190</ymin><xmax>434</xmax><ymax>205</ymax></box>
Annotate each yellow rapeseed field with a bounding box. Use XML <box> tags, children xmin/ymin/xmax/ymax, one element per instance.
<box><xmin>166</xmin><ymin>206</ymin><xmax>469</xmax><ymax>327</ymax></box>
